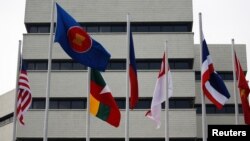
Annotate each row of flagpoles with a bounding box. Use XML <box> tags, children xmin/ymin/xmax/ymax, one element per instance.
<box><xmin>11</xmin><ymin>1</ymin><xmax>250</xmax><ymax>141</ymax></box>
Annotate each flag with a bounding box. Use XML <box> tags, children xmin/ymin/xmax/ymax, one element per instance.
<box><xmin>129</xmin><ymin>31</ymin><xmax>139</xmax><ymax>109</ymax></box>
<box><xmin>54</xmin><ymin>3</ymin><xmax>111</xmax><ymax>71</ymax></box>
<box><xmin>17</xmin><ymin>61</ymin><xmax>32</xmax><ymax>125</ymax></box>
<box><xmin>201</xmin><ymin>34</ymin><xmax>230</xmax><ymax>109</ymax></box>
<box><xmin>234</xmin><ymin>51</ymin><xmax>250</xmax><ymax>125</ymax></box>
<box><xmin>146</xmin><ymin>53</ymin><xmax>173</xmax><ymax>128</ymax></box>
<box><xmin>90</xmin><ymin>69</ymin><xmax>121</xmax><ymax>127</ymax></box>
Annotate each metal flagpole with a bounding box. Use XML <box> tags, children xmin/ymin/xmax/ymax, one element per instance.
<box><xmin>12</xmin><ymin>40</ymin><xmax>22</xmax><ymax>141</ymax></box>
<box><xmin>43</xmin><ymin>0</ymin><xmax>55</xmax><ymax>141</ymax></box>
<box><xmin>199</xmin><ymin>13</ymin><xmax>207</xmax><ymax>141</ymax></box>
<box><xmin>165</xmin><ymin>41</ymin><xmax>169</xmax><ymax>141</ymax></box>
<box><xmin>86</xmin><ymin>67</ymin><xmax>91</xmax><ymax>141</ymax></box>
<box><xmin>231</xmin><ymin>39</ymin><xmax>239</xmax><ymax>124</ymax></box>
<box><xmin>125</xmin><ymin>13</ymin><xmax>130</xmax><ymax>141</ymax></box>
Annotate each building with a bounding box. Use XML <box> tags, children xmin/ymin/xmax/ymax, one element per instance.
<box><xmin>0</xmin><ymin>0</ymin><xmax>247</xmax><ymax>141</ymax></box>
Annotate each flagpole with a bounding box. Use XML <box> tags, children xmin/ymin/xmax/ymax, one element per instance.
<box><xmin>12</xmin><ymin>40</ymin><xmax>22</xmax><ymax>141</ymax></box>
<box><xmin>165</xmin><ymin>41</ymin><xmax>169</xmax><ymax>141</ymax></box>
<box><xmin>43</xmin><ymin>1</ymin><xmax>55</xmax><ymax>141</ymax></box>
<box><xmin>86</xmin><ymin>67</ymin><xmax>91</xmax><ymax>141</ymax></box>
<box><xmin>199</xmin><ymin>13</ymin><xmax>207</xmax><ymax>141</ymax></box>
<box><xmin>125</xmin><ymin>13</ymin><xmax>130</xmax><ymax>141</ymax></box>
<box><xmin>231</xmin><ymin>38</ymin><xmax>239</xmax><ymax>124</ymax></box>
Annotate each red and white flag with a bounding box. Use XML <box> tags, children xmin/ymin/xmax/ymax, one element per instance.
<box><xmin>146</xmin><ymin>53</ymin><xmax>173</xmax><ymax>128</ymax></box>
<box><xmin>17</xmin><ymin>62</ymin><xmax>32</xmax><ymax>125</ymax></box>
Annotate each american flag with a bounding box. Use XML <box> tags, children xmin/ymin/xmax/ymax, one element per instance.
<box><xmin>17</xmin><ymin>62</ymin><xmax>32</xmax><ymax>125</ymax></box>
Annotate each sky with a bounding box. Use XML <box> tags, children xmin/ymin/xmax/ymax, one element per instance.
<box><xmin>0</xmin><ymin>0</ymin><xmax>250</xmax><ymax>95</ymax></box>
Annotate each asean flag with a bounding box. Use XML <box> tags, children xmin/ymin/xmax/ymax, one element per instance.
<box><xmin>54</xmin><ymin>3</ymin><xmax>111</xmax><ymax>71</ymax></box>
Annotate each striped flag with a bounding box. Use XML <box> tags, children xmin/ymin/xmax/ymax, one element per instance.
<box><xmin>129</xmin><ymin>31</ymin><xmax>139</xmax><ymax>109</ymax></box>
<box><xmin>146</xmin><ymin>53</ymin><xmax>173</xmax><ymax>128</ymax></box>
<box><xmin>201</xmin><ymin>33</ymin><xmax>230</xmax><ymax>109</ymax></box>
<box><xmin>90</xmin><ymin>69</ymin><xmax>121</xmax><ymax>127</ymax></box>
<box><xmin>17</xmin><ymin>61</ymin><xmax>32</xmax><ymax>125</ymax></box>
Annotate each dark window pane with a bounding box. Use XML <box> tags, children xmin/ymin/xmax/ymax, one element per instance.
<box><xmin>29</xmin><ymin>26</ymin><xmax>38</xmax><ymax>33</ymax></box>
<box><xmin>100</xmin><ymin>26</ymin><xmax>111</xmax><ymax>32</ymax></box>
<box><xmin>52</xmin><ymin>62</ymin><xmax>60</xmax><ymax>70</ymax></box>
<box><xmin>72</xmin><ymin>63</ymin><xmax>86</xmax><ymax>70</ymax></box>
<box><xmin>71</xmin><ymin>100</ymin><xmax>85</xmax><ymax>109</ymax></box>
<box><xmin>206</xmin><ymin>106</ymin><xmax>216</xmax><ymax>113</ymax></box>
<box><xmin>135</xmin><ymin>99</ymin><xmax>151</xmax><ymax>109</ymax></box>
<box><xmin>38</xmin><ymin>26</ymin><xmax>49</xmax><ymax>33</ymax></box>
<box><xmin>175</xmin><ymin>62</ymin><xmax>189</xmax><ymax>69</ymax></box>
<box><xmin>50</xmin><ymin>100</ymin><xmax>58</xmax><ymax>109</ymax></box>
<box><xmin>36</xmin><ymin>62</ymin><xmax>47</xmax><ymax>70</ymax></box>
<box><xmin>162</xmin><ymin>26</ymin><xmax>174</xmax><ymax>32</ymax></box>
<box><xmin>58</xmin><ymin>100</ymin><xmax>71</xmax><ymax>109</ymax></box>
<box><xmin>149</xmin><ymin>26</ymin><xmax>161</xmax><ymax>32</ymax></box>
<box><xmin>195</xmin><ymin>72</ymin><xmax>201</xmax><ymax>80</ymax></box>
<box><xmin>149</xmin><ymin>62</ymin><xmax>161</xmax><ymax>69</ymax></box>
<box><xmin>32</xmin><ymin>100</ymin><xmax>45</xmax><ymax>109</ymax></box>
<box><xmin>137</xmin><ymin>26</ymin><xmax>149</xmax><ymax>32</ymax></box>
<box><xmin>225</xmin><ymin>105</ymin><xmax>234</xmax><ymax>113</ymax></box>
<box><xmin>27</xmin><ymin>62</ymin><xmax>35</xmax><ymax>70</ymax></box>
<box><xmin>86</xmin><ymin>26</ymin><xmax>99</xmax><ymax>32</ymax></box>
<box><xmin>116</xmin><ymin>99</ymin><xmax>125</xmax><ymax>109</ymax></box>
<box><xmin>137</xmin><ymin>62</ymin><xmax>149</xmax><ymax>70</ymax></box>
<box><xmin>110</xmin><ymin>62</ymin><xmax>125</xmax><ymax>70</ymax></box>
<box><xmin>174</xmin><ymin>26</ymin><xmax>188</xmax><ymax>32</ymax></box>
<box><xmin>111</xmin><ymin>26</ymin><xmax>125</xmax><ymax>32</ymax></box>
<box><xmin>61</xmin><ymin>62</ymin><xmax>72</xmax><ymax>70</ymax></box>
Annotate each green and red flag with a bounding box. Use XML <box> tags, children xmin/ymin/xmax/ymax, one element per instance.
<box><xmin>90</xmin><ymin>69</ymin><xmax>121</xmax><ymax>127</ymax></box>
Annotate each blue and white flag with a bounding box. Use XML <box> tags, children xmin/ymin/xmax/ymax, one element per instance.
<box><xmin>201</xmin><ymin>33</ymin><xmax>230</xmax><ymax>109</ymax></box>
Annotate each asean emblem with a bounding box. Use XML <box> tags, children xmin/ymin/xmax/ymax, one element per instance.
<box><xmin>67</xmin><ymin>26</ymin><xmax>92</xmax><ymax>53</ymax></box>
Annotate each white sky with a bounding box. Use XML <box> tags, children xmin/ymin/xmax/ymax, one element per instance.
<box><xmin>0</xmin><ymin>0</ymin><xmax>250</xmax><ymax>95</ymax></box>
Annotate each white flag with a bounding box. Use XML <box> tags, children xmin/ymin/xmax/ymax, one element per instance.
<box><xmin>146</xmin><ymin>53</ymin><xmax>173</xmax><ymax>128</ymax></box>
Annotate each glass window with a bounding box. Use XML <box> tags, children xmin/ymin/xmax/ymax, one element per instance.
<box><xmin>72</xmin><ymin>62</ymin><xmax>86</xmax><ymax>70</ymax></box>
<box><xmin>100</xmin><ymin>26</ymin><xmax>111</xmax><ymax>32</ymax></box>
<box><xmin>149</xmin><ymin>62</ymin><xmax>161</xmax><ymax>69</ymax></box>
<box><xmin>174</xmin><ymin>25</ymin><xmax>188</xmax><ymax>32</ymax></box>
<box><xmin>58</xmin><ymin>100</ymin><xmax>71</xmax><ymax>109</ymax></box>
<box><xmin>135</xmin><ymin>99</ymin><xmax>151</xmax><ymax>109</ymax></box>
<box><xmin>27</xmin><ymin>62</ymin><xmax>35</xmax><ymax>70</ymax></box>
<box><xmin>32</xmin><ymin>100</ymin><xmax>45</xmax><ymax>109</ymax></box>
<box><xmin>71</xmin><ymin>100</ymin><xmax>85</xmax><ymax>109</ymax></box>
<box><xmin>50</xmin><ymin>100</ymin><xmax>58</xmax><ymax>109</ymax></box>
<box><xmin>29</xmin><ymin>26</ymin><xmax>38</xmax><ymax>33</ymax></box>
<box><xmin>38</xmin><ymin>26</ymin><xmax>49</xmax><ymax>33</ymax></box>
<box><xmin>86</xmin><ymin>26</ymin><xmax>99</xmax><ymax>32</ymax></box>
<box><xmin>225</xmin><ymin>105</ymin><xmax>234</xmax><ymax>113</ymax></box>
<box><xmin>174</xmin><ymin>62</ymin><xmax>189</xmax><ymax>69</ymax></box>
<box><xmin>206</xmin><ymin>105</ymin><xmax>216</xmax><ymax>113</ymax></box>
<box><xmin>60</xmin><ymin>62</ymin><xmax>72</xmax><ymax>70</ymax></box>
<box><xmin>110</xmin><ymin>62</ymin><xmax>125</xmax><ymax>70</ymax></box>
<box><xmin>36</xmin><ymin>62</ymin><xmax>47</xmax><ymax>70</ymax></box>
<box><xmin>111</xmin><ymin>26</ymin><xmax>125</xmax><ymax>32</ymax></box>
<box><xmin>137</xmin><ymin>62</ymin><xmax>149</xmax><ymax>70</ymax></box>
<box><xmin>52</xmin><ymin>62</ymin><xmax>60</xmax><ymax>70</ymax></box>
<box><xmin>116</xmin><ymin>99</ymin><xmax>125</xmax><ymax>109</ymax></box>
<box><xmin>162</xmin><ymin>25</ymin><xmax>174</xmax><ymax>32</ymax></box>
<box><xmin>149</xmin><ymin>26</ymin><xmax>161</xmax><ymax>32</ymax></box>
<box><xmin>137</xmin><ymin>25</ymin><xmax>149</xmax><ymax>32</ymax></box>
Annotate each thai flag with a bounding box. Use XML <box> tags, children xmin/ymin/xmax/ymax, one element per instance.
<box><xmin>201</xmin><ymin>33</ymin><xmax>230</xmax><ymax>109</ymax></box>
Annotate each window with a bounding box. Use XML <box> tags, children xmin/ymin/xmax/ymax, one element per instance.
<box><xmin>195</xmin><ymin>71</ymin><xmax>234</xmax><ymax>80</ymax></box>
<box><xmin>25</xmin><ymin>59</ymin><xmax>193</xmax><ymax>70</ymax></box>
<box><xmin>195</xmin><ymin>104</ymin><xmax>243</xmax><ymax>114</ymax></box>
<box><xmin>26</xmin><ymin>22</ymin><xmax>192</xmax><ymax>33</ymax></box>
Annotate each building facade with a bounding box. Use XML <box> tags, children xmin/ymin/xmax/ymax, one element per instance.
<box><xmin>0</xmin><ymin>0</ymin><xmax>247</xmax><ymax>141</ymax></box>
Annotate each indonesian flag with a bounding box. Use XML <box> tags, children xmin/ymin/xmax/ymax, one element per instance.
<box><xmin>146</xmin><ymin>53</ymin><xmax>173</xmax><ymax>128</ymax></box>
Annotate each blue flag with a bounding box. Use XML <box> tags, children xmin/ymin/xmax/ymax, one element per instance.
<box><xmin>54</xmin><ymin>3</ymin><xmax>111</xmax><ymax>71</ymax></box>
